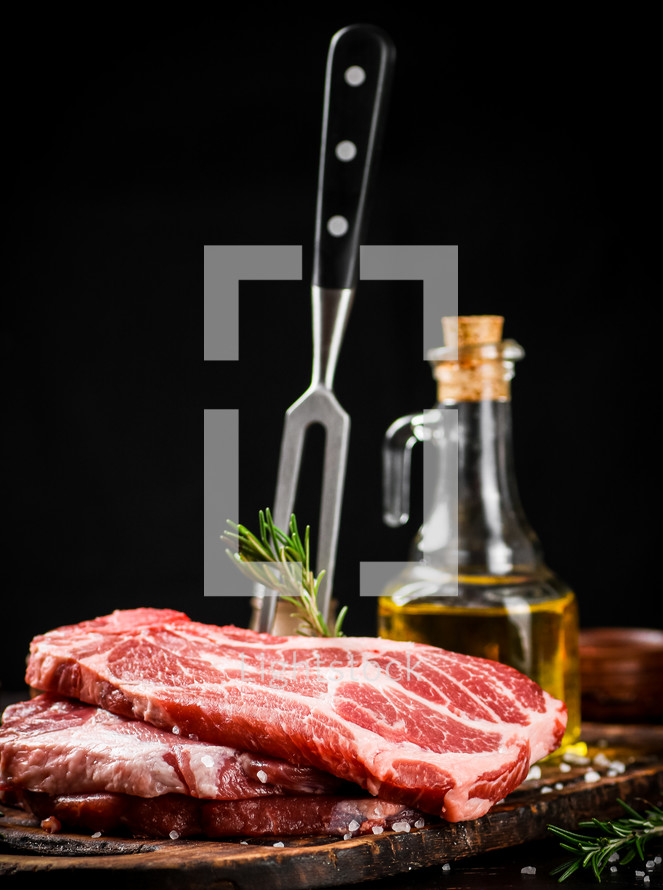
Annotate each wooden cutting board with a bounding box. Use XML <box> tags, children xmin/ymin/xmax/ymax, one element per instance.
<box><xmin>1</xmin><ymin>724</ymin><xmax>662</xmax><ymax>889</ymax></box>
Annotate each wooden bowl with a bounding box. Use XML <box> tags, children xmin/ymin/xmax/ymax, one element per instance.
<box><xmin>579</xmin><ymin>627</ymin><xmax>663</xmax><ymax>722</ymax></box>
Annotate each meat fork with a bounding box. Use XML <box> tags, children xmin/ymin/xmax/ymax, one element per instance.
<box><xmin>255</xmin><ymin>25</ymin><xmax>395</xmax><ymax>633</ymax></box>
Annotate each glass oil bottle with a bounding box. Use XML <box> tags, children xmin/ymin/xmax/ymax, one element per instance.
<box><xmin>377</xmin><ymin>316</ymin><xmax>581</xmax><ymax>751</ymax></box>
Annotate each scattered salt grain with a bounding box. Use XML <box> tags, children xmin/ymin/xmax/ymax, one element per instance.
<box><xmin>91</xmin><ymin>831</ymin><xmax>102</xmax><ymax>838</ymax></box>
<box><xmin>441</xmin><ymin>863</ymin><xmax>451</xmax><ymax>871</ymax></box>
<box><xmin>256</xmin><ymin>769</ymin><xmax>268</xmax><ymax>784</ymax></box>
<box><xmin>593</xmin><ymin>752</ymin><xmax>610</xmax><ymax>768</ymax></box>
<box><xmin>240</xmin><ymin>841</ymin><xmax>248</xmax><ymax>845</ymax></box>
<box><xmin>201</xmin><ymin>755</ymin><xmax>214</xmax><ymax>768</ymax></box>
<box><xmin>609</xmin><ymin>852</ymin><xmax>620</xmax><ymax>862</ymax></box>
<box><xmin>559</xmin><ymin>762</ymin><xmax>571</xmax><ymax>773</ymax></box>
<box><xmin>554</xmin><ymin>782</ymin><xmax>564</xmax><ymax>790</ymax></box>
<box><xmin>348</xmin><ymin>820</ymin><xmax>360</xmax><ymax>832</ymax></box>
<box><xmin>607</xmin><ymin>769</ymin><xmax>618</xmax><ymax>777</ymax></box>
<box><xmin>172</xmin><ymin>726</ymin><xmax>180</xmax><ymax>735</ymax></box>
<box><xmin>636</xmin><ymin>870</ymin><xmax>645</xmax><ymax>877</ymax></box>
<box><xmin>391</xmin><ymin>821</ymin><xmax>411</xmax><ymax>833</ymax></box>
<box><xmin>343</xmin><ymin>833</ymin><xmax>352</xmax><ymax>840</ymax></box>
<box><xmin>371</xmin><ymin>826</ymin><xmax>383</xmax><ymax>835</ymax></box>
<box><xmin>540</xmin><ymin>786</ymin><xmax>553</xmax><ymax>794</ymax></box>
<box><xmin>610</xmin><ymin>865</ymin><xmax>618</xmax><ymax>872</ymax></box>
<box><xmin>583</xmin><ymin>770</ymin><xmax>601</xmax><ymax>783</ymax></box>
<box><xmin>273</xmin><ymin>841</ymin><xmax>284</xmax><ymax>847</ymax></box>
<box><xmin>169</xmin><ymin>830</ymin><xmax>179</xmax><ymax>840</ymax></box>
<box><xmin>646</xmin><ymin>860</ymin><xmax>655</xmax><ymax>868</ymax></box>
<box><xmin>521</xmin><ymin>866</ymin><xmax>536</xmax><ymax>875</ymax></box>
<box><xmin>644</xmin><ymin>877</ymin><xmax>650</xmax><ymax>884</ymax></box>
<box><xmin>526</xmin><ymin>765</ymin><xmax>541</xmax><ymax>780</ymax></box>
<box><xmin>414</xmin><ymin>818</ymin><xmax>425</xmax><ymax>829</ymax></box>
<box><xmin>610</xmin><ymin>760</ymin><xmax>626</xmax><ymax>774</ymax></box>
<box><xmin>656</xmin><ymin>856</ymin><xmax>662</xmax><ymax>864</ymax></box>
<box><xmin>563</xmin><ymin>752</ymin><xmax>590</xmax><ymax>766</ymax></box>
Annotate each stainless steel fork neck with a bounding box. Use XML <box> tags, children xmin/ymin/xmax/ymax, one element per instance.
<box><xmin>310</xmin><ymin>286</ymin><xmax>355</xmax><ymax>390</ymax></box>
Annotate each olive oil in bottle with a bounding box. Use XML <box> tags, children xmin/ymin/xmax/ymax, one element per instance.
<box><xmin>378</xmin><ymin>316</ymin><xmax>581</xmax><ymax>751</ymax></box>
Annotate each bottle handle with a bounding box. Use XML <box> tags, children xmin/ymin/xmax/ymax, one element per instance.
<box><xmin>382</xmin><ymin>412</ymin><xmax>430</xmax><ymax>527</ymax></box>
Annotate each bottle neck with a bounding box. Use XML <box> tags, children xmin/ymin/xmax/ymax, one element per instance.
<box><xmin>416</xmin><ymin>398</ymin><xmax>543</xmax><ymax>577</ymax></box>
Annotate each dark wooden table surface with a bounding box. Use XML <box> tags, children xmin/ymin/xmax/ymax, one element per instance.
<box><xmin>2</xmin><ymin>836</ymin><xmax>662</xmax><ymax>888</ymax></box>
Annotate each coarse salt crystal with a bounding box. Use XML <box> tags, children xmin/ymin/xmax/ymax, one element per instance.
<box><xmin>644</xmin><ymin>877</ymin><xmax>650</xmax><ymax>884</ymax></box>
<box><xmin>391</xmin><ymin>821</ymin><xmax>411</xmax><ymax>833</ymax></box>
<box><xmin>273</xmin><ymin>841</ymin><xmax>284</xmax><ymax>847</ymax></box>
<box><xmin>554</xmin><ymin>782</ymin><xmax>564</xmax><ymax>790</ymax></box>
<box><xmin>563</xmin><ymin>752</ymin><xmax>590</xmax><ymax>765</ymax></box>
<box><xmin>240</xmin><ymin>841</ymin><xmax>248</xmax><ymax>845</ymax></box>
<box><xmin>609</xmin><ymin>852</ymin><xmax>620</xmax><ymax>862</ymax></box>
<box><xmin>348</xmin><ymin>820</ymin><xmax>360</xmax><ymax>832</ymax></box>
<box><xmin>593</xmin><ymin>752</ymin><xmax>610</xmax><ymax>767</ymax></box>
<box><xmin>91</xmin><ymin>831</ymin><xmax>102</xmax><ymax>838</ymax></box>
<box><xmin>583</xmin><ymin>770</ymin><xmax>601</xmax><ymax>783</ymax></box>
<box><xmin>559</xmin><ymin>762</ymin><xmax>571</xmax><ymax>773</ymax></box>
<box><xmin>610</xmin><ymin>760</ymin><xmax>626</xmax><ymax>773</ymax></box>
<box><xmin>414</xmin><ymin>818</ymin><xmax>425</xmax><ymax>829</ymax></box>
<box><xmin>441</xmin><ymin>863</ymin><xmax>451</xmax><ymax>871</ymax></box>
<box><xmin>610</xmin><ymin>865</ymin><xmax>618</xmax><ymax>872</ymax></box>
<box><xmin>646</xmin><ymin>860</ymin><xmax>655</xmax><ymax>868</ymax></box>
<box><xmin>201</xmin><ymin>755</ymin><xmax>214</xmax><ymax>768</ymax></box>
<box><xmin>656</xmin><ymin>856</ymin><xmax>662</xmax><ymax>864</ymax></box>
<box><xmin>540</xmin><ymin>786</ymin><xmax>553</xmax><ymax>794</ymax></box>
<box><xmin>372</xmin><ymin>826</ymin><xmax>383</xmax><ymax>835</ymax></box>
<box><xmin>256</xmin><ymin>769</ymin><xmax>268</xmax><ymax>784</ymax></box>
<box><xmin>343</xmin><ymin>833</ymin><xmax>352</xmax><ymax>840</ymax></box>
<box><xmin>169</xmin><ymin>830</ymin><xmax>179</xmax><ymax>840</ymax></box>
<box><xmin>172</xmin><ymin>726</ymin><xmax>180</xmax><ymax>735</ymax></box>
<box><xmin>607</xmin><ymin>769</ymin><xmax>618</xmax><ymax>777</ymax></box>
<box><xmin>526</xmin><ymin>765</ymin><xmax>541</xmax><ymax>780</ymax></box>
<box><xmin>636</xmin><ymin>870</ymin><xmax>645</xmax><ymax>876</ymax></box>
<box><xmin>521</xmin><ymin>866</ymin><xmax>536</xmax><ymax>875</ymax></box>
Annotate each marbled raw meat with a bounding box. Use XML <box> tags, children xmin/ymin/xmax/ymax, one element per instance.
<box><xmin>26</xmin><ymin>608</ymin><xmax>567</xmax><ymax>821</ymax></box>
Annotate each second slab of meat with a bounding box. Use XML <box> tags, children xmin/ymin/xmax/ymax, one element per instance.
<box><xmin>0</xmin><ymin>694</ymin><xmax>343</xmax><ymax>799</ymax></box>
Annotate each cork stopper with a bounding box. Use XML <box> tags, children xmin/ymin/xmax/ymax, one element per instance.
<box><xmin>442</xmin><ymin>315</ymin><xmax>504</xmax><ymax>348</ymax></box>
<box><xmin>433</xmin><ymin>315</ymin><xmax>515</xmax><ymax>402</ymax></box>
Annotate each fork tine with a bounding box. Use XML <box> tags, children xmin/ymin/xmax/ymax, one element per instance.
<box><xmin>315</xmin><ymin>407</ymin><xmax>350</xmax><ymax>623</ymax></box>
<box><xmin>254</xmin><ymin>408</ymin><xmax>308</xmax><ymax>634</ymax></box>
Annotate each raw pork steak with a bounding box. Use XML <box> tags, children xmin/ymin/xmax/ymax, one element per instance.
<box><xmin>0</xmin><ymin>694</ymin><xmax>342</xmax><ymax>799</ymax></box>
<box><xmin>26</xmin><ymin>608</ymin><xmax>567</xmax><ymax>821</ymax></box>
<box><xmin>5</xmin><ymin>788</ymin><xmax>425</xmax><ymax>839</ymax></box>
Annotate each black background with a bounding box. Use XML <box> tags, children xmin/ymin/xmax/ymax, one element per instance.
<box><xmin>3</xmin><ymin>12</ymin><xmax>660</xmax><ymax>690</ymax></box>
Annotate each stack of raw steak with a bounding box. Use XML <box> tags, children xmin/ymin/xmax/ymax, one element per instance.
<box><xmin>0</xmin><ymin>608</ymin><xmax>567</xmax><ymax>839</ymax></box>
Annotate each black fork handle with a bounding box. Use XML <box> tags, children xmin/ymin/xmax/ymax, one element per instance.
<box><xmin>313</xmin><ymin>24</ymin><xmax>396</xmax><ymax>291</ymax></box>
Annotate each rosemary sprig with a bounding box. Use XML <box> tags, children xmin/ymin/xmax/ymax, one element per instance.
<box><xmin>222</xmin><ymin>509</ymin><xmax>347</xmax><ymax>638</ymax></box>
<box><xmin>548</xmin><ymin>798</ymin><xmax>663</xmax><ymax>883</ymax></box>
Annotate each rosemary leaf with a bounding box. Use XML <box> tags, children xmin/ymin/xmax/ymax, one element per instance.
<box><xmin>548</xmin><ymin>799</ymin><xmax>663</xmax><ymax>883</ymax></box>
<box><xmin>222</xmin><ymin>510</ymin><xmax>345</xmax><ymax>638</ymax></box>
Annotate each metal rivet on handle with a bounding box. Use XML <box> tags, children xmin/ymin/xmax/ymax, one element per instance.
<box><xmin>335</xmin><ymin>141</ymin><xmax>357</xmax><ymax>161</ymax></box>
<box><xmin>327</xmin><ymin>215</ymin><xmax>349</xmax><ymax>237</ymax></box>
<box><xmin>344</xmin><ymin>66</ymin><xmax>366</xmax><ymax>86</ymax></box>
